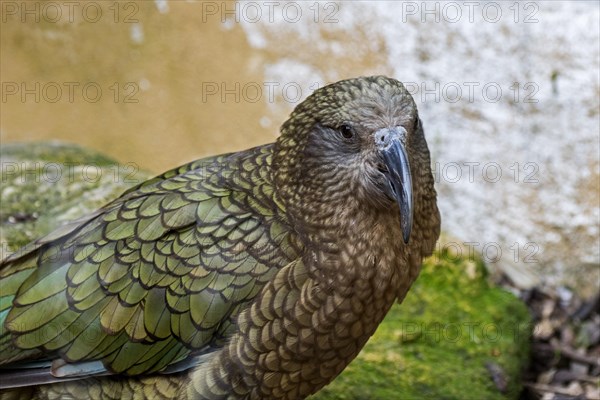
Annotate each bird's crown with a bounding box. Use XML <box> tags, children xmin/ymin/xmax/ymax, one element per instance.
<box><xmin>282</xmin><ymin>75</ymin><xmax>416</xmax><ymax>136</ymax></box>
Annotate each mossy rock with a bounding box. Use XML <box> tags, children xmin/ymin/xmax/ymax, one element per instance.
<box><xmin>0</xmin><ymin>142</ymin><xmax>531</xmax><ymax>399</ymax></box>
<box><xmin>0</xmin><ymin>141</ymin><xmax>151</xmax><ymax>254</ymax></box>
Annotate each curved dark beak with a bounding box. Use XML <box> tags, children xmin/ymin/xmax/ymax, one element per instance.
<box><xmin>377</xmin><ymin>127</ymin><xmax>413</xmax><ymax>244</ymax></box>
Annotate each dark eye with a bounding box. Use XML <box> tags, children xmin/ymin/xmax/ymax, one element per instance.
<box><xmin>413</xmin><ymin>116</ymin><xmax>420</xmax><ymax>131</ymax></box>
<box><xmin>339</xmin><ymin>124</ymin><xmax>354</xmax><ymax>139</ymax></box>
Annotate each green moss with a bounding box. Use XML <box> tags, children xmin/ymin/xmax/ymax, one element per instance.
<box><xmin>313</xmin><ymin>252</ymin><xmax>531</xmax><ymax>400</ymax></box>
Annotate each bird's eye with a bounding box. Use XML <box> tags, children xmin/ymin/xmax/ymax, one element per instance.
<box><xmin>339</xmin><ymin>124</ymin><xmax>354</xmax><ymax>139</ymax></box>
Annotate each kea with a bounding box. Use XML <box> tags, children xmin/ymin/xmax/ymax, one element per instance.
<box><xmin>0</xmin><ymin>76</ymin><xmax>440</xmax><ymax>400</ymax></box>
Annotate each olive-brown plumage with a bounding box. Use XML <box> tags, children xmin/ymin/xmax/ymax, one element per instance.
<box><xmin>0</xmin><ymin>76</ymin><xmax>440</xmax><ymax>399</ymax></box>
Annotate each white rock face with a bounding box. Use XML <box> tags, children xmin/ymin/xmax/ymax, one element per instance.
<box><xmin>238</xmin><ymin>1</ymin><xmax>600</xmax><ymax>292</ymax></box>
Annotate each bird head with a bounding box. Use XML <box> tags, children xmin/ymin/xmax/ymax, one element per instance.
<box><xmin>275</xmin><ymin>76</ymin><xmax>424</xmax><ymax>244</ymax></box>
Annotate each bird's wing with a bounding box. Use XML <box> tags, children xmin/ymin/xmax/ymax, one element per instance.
<box><xmin>0</xmin><ymin>146</ymin><xmax>298</xmax><ymax>387</ymax></box>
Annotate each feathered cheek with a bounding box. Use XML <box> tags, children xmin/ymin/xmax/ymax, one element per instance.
<box><xmin>355</xmin><ymin>164</ymin><xmax>390</xmax><ymax>208</ymax></box>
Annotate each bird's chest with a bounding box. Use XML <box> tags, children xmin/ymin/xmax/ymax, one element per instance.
<box><xmin>313</xmin><ymin>237</ymin><xmax>405</xmax><ymax>330</ymax></box>
<box><xmin>335</xmin><ymin>218</ymin><xmax>407</xmax><ymax>294</ymax></box>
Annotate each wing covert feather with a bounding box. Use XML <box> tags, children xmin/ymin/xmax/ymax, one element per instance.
<box><xmin>0</xmin><ymin>145</ymin><xmax>299</xmax><ymax>378</ymax></box>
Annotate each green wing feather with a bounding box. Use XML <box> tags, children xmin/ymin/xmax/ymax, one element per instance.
<box><xmin>0</xmin><ymin>144</ymin><xmax>299</xmax><ymax>378</ymax></box>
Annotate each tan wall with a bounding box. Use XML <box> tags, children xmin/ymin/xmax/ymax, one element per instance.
<box><xmin>1</xmin><ymin>1</ymin><xmax>276</xmax><ymax>172</ymax></box>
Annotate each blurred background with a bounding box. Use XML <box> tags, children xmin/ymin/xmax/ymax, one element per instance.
<box><xmin>1</xmin><ymin>1</ymin><xmax>599</xmax><ymax>294</ymax></box>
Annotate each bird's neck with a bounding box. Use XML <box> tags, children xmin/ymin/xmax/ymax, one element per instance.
<box><xmin>305</xmin><ymin>205</ymin><xmax>408</xmax><ymax>299</ymax></box>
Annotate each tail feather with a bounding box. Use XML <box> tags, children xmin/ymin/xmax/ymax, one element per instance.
<box><xmin>0</xmin><ymin>362</ymin><xmax>84</xmax><ymax>389</ymax></box>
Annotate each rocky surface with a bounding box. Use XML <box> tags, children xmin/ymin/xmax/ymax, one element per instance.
<box><xmin>0</xmin><ymin>141</ymin><xmax>150</xmax><ymax>255</ymax></box>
